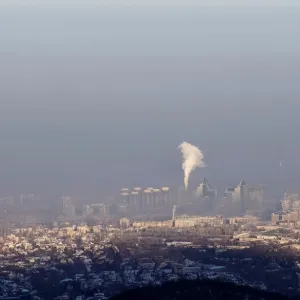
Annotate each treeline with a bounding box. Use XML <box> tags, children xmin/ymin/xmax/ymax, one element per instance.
<box><xmin>110</xmin><ymin>279</ymin><xmax>293</xmax><ymax>300</ymax></box>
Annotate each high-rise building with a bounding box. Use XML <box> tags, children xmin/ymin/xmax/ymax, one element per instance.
<box><xmin>133</xmin><ymin>187</ymin><xmax>142</xmax><ymax>208</ymax></box>
<box><xmin>119</xmin><ymin>186</ymin><xmax>171</xmax><ymax>210</ymax></box>
<box><xmin>130</xmin><ymin>191</ymin><xmax>140</xmax><ymax>206</ymax></box>
<box><xmin>281</xmin><ymin>193</ymin><xmax>300</xmax><ymax>212</ymax></box>
<box><xmin>61</xmin><ymin>196</ymin><xmax>76</xmax><ymax>217</ymax></box>
<box><xmin>83</xmin><ymin>205</ymin><xmax>94</xmax><ymax>217</ymax></box>
<box><xmin>153</xmin><ymin>189</ymin><xmax>162</xmax><ymax>207</ymax></box>
<box><xmin>161</xmin><ymin>186</ymin><xmax>170</xmax><ymax>205</ymax></box>
<box><xmin>196</xmin><ymin>178</ymin><xmax>208</xmax><ymax>197</ymax></box>
<box><xmin>232</xmin><ymin>180</ymin><xmax>248</xmax><ymax>214</ymax></box>
<box><xmin>196</xmin><ymin>179</ymin><xmax>216</xmax><ymax>199</ymax></box>
<box><xmin>146</xmin><ymin>187</ymin><xmax>154</xmax><ymax>207</ymax></box>
<box><xmin>195</xmin><ymin>179</ymin><xmax>217</xmax><ymax>213</ymax></box>
<box><xmin>90</xmin><ymin>203</ymin><xmax>106</xmax><ymax>217</ymax></box>
<box><xmin>19</xmin><ymin>194</ymin><xmax>38</xmax><ymax>206</ymax></box>
<box><xmin>248</xmin><ymin>186</ymin><xmax>264</xmax><ymax>203</ymax></box>
<box><xmin>62</xmin><ymin>196</ymin><xmax>73</xmax><ymax>208</ymax></box>
<box><xmin>224</xmin><ymin>187</ymin><xmax>235</xmax><ymax>197</ymax></box>
<box><xmin>120</xmin><ymin>188</ymin><xmax>130</xmax><ymax>205</ymax></box>
<box><xmin>143</xmin><ymin>189</ymin><xmax>153</xmax><ymax>207</ymax></box>
<box><xmin>247</xmin><ymin>185</ymin><xmax>265</xmax><ymax>211</ymax></box>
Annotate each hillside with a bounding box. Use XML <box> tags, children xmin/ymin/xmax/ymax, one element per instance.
<box><xmin>110</xmin><ymin>279</ymin><xmax>292</xmax><ymax>300</ymax></box>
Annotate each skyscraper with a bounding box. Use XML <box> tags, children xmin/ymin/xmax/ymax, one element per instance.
<box><xmin>153</xmin><ymin>189</ymin><xmax>162</xmax><ymax>207</ymax></box>
<box><xmin>61</xmin><ymin>196</ymin><xmax>76</xmax><ymax>217</ymax></box>
<box><xmin>62</xmin><ymin>196</ymin><xmax>73</xmax><ymax>208</ymax></box>
<box><xmin>196</xmin><ymin>178</ymin><xmax>216</xmax><ymax>199</ymax></box>
<box><xmin>143</xmin><ymin>188</ymin><xmax>153</xmax><ymax>207</ymax></box>
<box><xmin>196</xmin><ymin>179</ymin><xmax>216</xmax><ymax>213</ymax></box>
<box><xmin>130</xmin><ymin>191</ymin><xmax>139</xmax><ymax>206</ymax></box>
<box><xmin>247</xmin><ymin>185</ymin><xmax>265</xmax><ymax>211</ymax></box>
<box><xmin>161</xmin><ymin>186</ymin><xmax>170</xmax><ymax>205</ymax></box>
<box><xmin>133</xmin><ymin>187</ymin><xmax>143</xmax><ymax>209</ymax></box>
<box><xmin>120</xmin><ymin>188</ymin><xmax>130</xmax><ymax>205</ymax></box>
<box><xmin>232</xmin><ymin>180</ymin><xmax>248</xmax><ymax>214</ymax></box>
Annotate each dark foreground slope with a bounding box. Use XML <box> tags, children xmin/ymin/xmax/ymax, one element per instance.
<box><xmin>110</xmin><ymin>279</ymin><xmax>294</xmax><ymax>300</ymax></box>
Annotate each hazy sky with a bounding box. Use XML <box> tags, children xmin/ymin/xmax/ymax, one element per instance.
<box><xmin>0</xmin><ymin>3</ymin><xmax>300</xmax><ymax>200</ymax></box>
<box><xmin>1</xmin><ymin>0</ymin><xmax>300</xmax><ymax>7</ymax></box>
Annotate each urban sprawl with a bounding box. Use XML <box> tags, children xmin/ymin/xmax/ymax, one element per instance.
<box><xmin>1</xmin><ymin>179</ymin><xmax>300</xmax><ymax>299</ymax></box>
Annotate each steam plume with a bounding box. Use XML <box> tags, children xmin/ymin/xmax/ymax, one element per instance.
<box><xmin>178</xmin><ymin>142</ymin><xmax>205</xmax><ymax>191</ymax></box>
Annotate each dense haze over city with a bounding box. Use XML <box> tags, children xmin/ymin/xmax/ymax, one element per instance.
<box><xmin>3</xmin><ymin>1</ymin><xmax>300</xmax><ymax>300</ymax></box>
<box><xmin>1</xmin><ymin>1</ymin><xmax>300</xmax><ymax>201</ymax></box>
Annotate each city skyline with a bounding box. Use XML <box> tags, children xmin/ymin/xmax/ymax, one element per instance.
<box><xmin>1</xmin><ymin>1</ymin><xmax>300</xmax><ymax>299</ymax></box>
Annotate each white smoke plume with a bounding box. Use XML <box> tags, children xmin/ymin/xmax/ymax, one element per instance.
<box><xmin>178</xmin><ymin>141</ymin><xmax>205</xmax><ymax>191</ymax></box>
